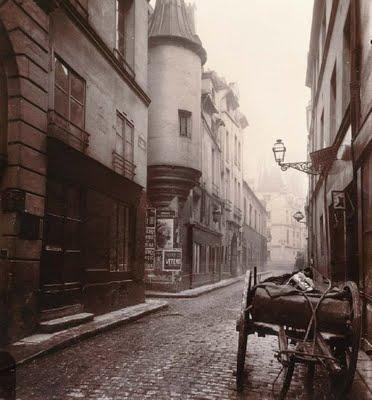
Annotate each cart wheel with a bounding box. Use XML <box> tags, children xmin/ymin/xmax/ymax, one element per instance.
<box><xmin>278</xmin><ymin>358</ymin><xmax>295</xmax><ymax>400</ymax></box>
<box><xmin>331</xmin><ymin>281</ymin><xmax>361</xmax><ymax>399</ymax></box>
<box><xmin>236</xmin><ymin>319</ymin><xmax>248</xmax><ymax>391</ymax></box>
<box><xmin>236</xmin><ymin>270</ymin><xmax>252</xmax><ymax>392</ymax></box>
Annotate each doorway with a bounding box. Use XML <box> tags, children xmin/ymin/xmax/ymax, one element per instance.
<box><xmin>40</xmin><ymin>179</ymin><xmax>83</xmax><ymax>311</ymax></box>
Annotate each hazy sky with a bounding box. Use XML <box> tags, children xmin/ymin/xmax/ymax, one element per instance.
<box><xmin>150</xmin><ymin>0</ymin><xmax>313</xmax><ymax>196</ymax></box>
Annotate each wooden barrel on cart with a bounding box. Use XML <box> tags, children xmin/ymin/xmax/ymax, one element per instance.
<box><xmin>251</xmin><ymin>287</ymin><xmax>351</xmax><ymax>333</ymax></box>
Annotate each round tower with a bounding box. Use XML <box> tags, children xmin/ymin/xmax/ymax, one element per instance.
<box><xmin>148</xmin><ymin>0</ymin><xmax>207</xmax><ymax>209</ymax></box>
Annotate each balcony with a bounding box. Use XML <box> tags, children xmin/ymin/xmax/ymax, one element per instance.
<box><xmin>112</xmin><ymin>151</ymin><xmax>136</xmax><ymax>180</ymax></box>
<box><xmin>48</xmin><ymin>110</ymin><xmax>89</xmax><ymax>153</ymax></box>
<box><xmin>234</xmin><ymin>206</ymin><xmax>242</xmax><ymax>219</ymax></box>
<box><xmin>225</xmin><ymin>199</ymin><xmax>232</xmax><ymax>211</ymax></box>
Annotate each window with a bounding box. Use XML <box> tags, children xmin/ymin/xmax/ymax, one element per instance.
<box><xmin>179</xmin><ymin>110</ymin><xmax>192</xmax><ymax>137</ymax></box>
<box><xmin>254</xmin><ymin>210</ymin><xmax>257</xmax><ymax>230</ymax></box>
<box><xmin>114</xmin><ymin>112</ymin><xmax>135</xmax><ymax>179</ymax></box>
<box><xmin>249</xmin><ymin>204</ymin><xmax>252</xmax><ymax>226</ymax></box>
<box><xmin>206</xmin><ymin>245</ymin><xmax>210</xmax><ymax>273</ymax></box>
<box><xmin>238</xmin><ymin>142</ymin><xmax>241</xmax><ymax>168</ymax></box>
<box><xmin>287</xmin><ymin>229</ymin><xmax>289</xmax><ymax>244</ymax></box>
<box><xmin>244</xmin><ymin>198</ymin><xmax>247</xmax><ymax>224</ymax></box>
<box><xmin>319</xmin><ymin>110</ymin><xmax>324</xmax><ymax>149</ymax></box>
<box><xmin>54</xmin><ymin>57</ymin><xmax>85</xmax><ymax>128</ymax></box>
<box><xmin>193</xmin><ymin>243</ymin><xmax>201</xmax><ymax>274</ymax></box>
<box><xmin>116</xmin><ymin>112</ymin><xmax>134</xmax><ymax>162</ymax></box>
<box><xmin>330</xmin><ymin>64</ymin><xmax>337</xmax><ymax>142</ymax></box>
<box><xmin>234</xmin><ymin>135</ymin><xmax>237</xmax><ymax>165</ymax></box>
<box><xmin>115</xmin><ymin>0</ymin><xmax>135</xmax><ymax>71</ymax></box>
<box><xmin>238</xmin><ymin>183</ymin><xmax>241</xmax><ymax>208</ymax></box>
<box><xmin>212</xmin><ymin>148</ymin><xmax>215</xmax><ymax>185</ymax></box>
<box><xmin>226</xmin><ymin>131</ymin><xmax>229</xmax><ymax>162</ymax></box>
<box><xmin>342</xmin><ymin>12</ymin><xmax>351</xmax><ymax>113</ymax></box>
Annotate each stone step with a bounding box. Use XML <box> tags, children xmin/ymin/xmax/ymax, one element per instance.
<box><xmin>40</xmin><ymin>304</ymin><xmax>83</xmax><ymax>322</ymax></box>
<box><xmin>39</xmin><ymin>313</ymin><xmax>94</xmax><ymax>334</ymax></box>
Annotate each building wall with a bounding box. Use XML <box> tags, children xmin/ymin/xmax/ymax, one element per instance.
<box><xmin>0</xmin><ymin>0</ymin><xmax>149</xmax><ymax>344</ymax></box>
<box><xmin>51</xmin><ymin>6</ymin><xmax>148</xmax><ymax>188</ymax></box>
<box><xmin>306</xmin><ymin>0</ymin><xmax>372</xmax><ymax>350</ymax></box>
<box><xmin>148</xmin><ymin>44</ymin><xmax>202</xmax><ymax>170</ymax></box>
<box><xmin>260</xmin><ymin>192</ymin><xmax>307</xmax><ymax>267</ymax></box>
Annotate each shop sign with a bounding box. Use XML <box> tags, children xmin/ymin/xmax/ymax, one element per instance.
<box><xmin>163</xmin><ymin>250</ymin><xmax>182</xmax><ymax>271</ymax></box>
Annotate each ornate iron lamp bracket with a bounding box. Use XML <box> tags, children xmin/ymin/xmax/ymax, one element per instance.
<box><xmin>279</xmin><ymin>161</ymin><xmax>320</xmax><ymax>175</ymax></box>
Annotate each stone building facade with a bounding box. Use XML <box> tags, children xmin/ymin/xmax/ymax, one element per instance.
<box><xmin>144</xmin><ymin>0</ymin><xmax>267</xmax><ymax>292</ymax></box>
<box><xmin>257</xmin><ymin>168</ymin><xmax>307</xmax><ymax>268</ymax></box>
<box><xmin>306</xmin><ymin>0</ymin><xmax>372</xmax><ymax>351</ymax></box>
<box><xmin>0</xmin><ymin>0</ymin><xmax>150</xmax><ymax>345</ymax></box>
<box><xmin>242</xmin><ymin>181</ymin><xmax>268</xmax><ymax>272</ymax></box>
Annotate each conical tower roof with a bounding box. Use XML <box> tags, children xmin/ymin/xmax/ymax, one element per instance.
<box><xmin>149</xmin><ymin>0</ymin><xmax>207</xmax><ymax>65</ymax></box>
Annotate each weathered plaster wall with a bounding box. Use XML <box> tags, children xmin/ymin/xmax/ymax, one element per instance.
<box><xmin>148</xmin><ymin>44</ymin><xmax>202</xmax><ymax>171</ymax></box>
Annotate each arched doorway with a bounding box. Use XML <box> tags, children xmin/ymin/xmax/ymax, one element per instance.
<box><xmin>230</xmin><ymin>233</ymin><xmax>238</xmax><ymax>277</ymax></box>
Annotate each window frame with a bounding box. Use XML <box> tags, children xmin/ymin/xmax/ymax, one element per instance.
<box><xmin>178</xmin><ymin>109</ymin><xmax>192</xmax><ymax>138</ymax></box>
<box><xmin>54</xmin><ymin>56</ymin><xmax>86</xmax><ymax>129</ymax></box>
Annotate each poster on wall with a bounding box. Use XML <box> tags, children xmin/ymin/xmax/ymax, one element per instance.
<box><xmin>156</xmin><ymin>218</ymin><xmax>174</xmax><ymax>249</ymax></box>
<box><xmin>145</xmin><ymin>247</ymin><xmax>155</xmax><ymax>270</ymax></box>
<box><xmin>163</xmin><ymin>250</ymin><xmax>182</xmax><ymax>271</ymax></box>
<box><xmin>146</xmin><ymin>208</ymin><xmax>156</xmax><ymax>227</ymax></box>
<box><xmin>155</xmin><ymin>250</ymin><xmax>164</xmax><ymax>271</ymax></box>
<box><xmin>145</xmin><ymin>227</ymin><xmax>156</xmax><ymax>249</ymax></box>
<box><xmin>145</xmin><ymin>208</ymin><xmax>157</xmax><ymax>270</ymax></box>
<box><xmin>156</xmin><ymin>209</ymin><xmax>180</xmax><ymax>250</ymax></box>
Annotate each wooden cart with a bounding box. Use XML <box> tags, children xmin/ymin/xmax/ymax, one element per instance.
<box><xmin>236</xmin><ymin>269</ymin><xmax>361</xmax><ymax>399</ymax></box>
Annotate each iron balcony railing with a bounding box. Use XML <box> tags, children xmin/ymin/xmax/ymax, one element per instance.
<box><xmin>112</xmin><ymin>151</ymin><xmax>136</xmax><ymax>180</ymax></box>
<box><xmin>48</xmin><ymin>110</ymin><xmax>90</xmax><ymax>152</ymax></box>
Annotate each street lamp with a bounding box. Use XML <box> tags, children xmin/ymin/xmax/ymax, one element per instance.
<box><xmin>272</xmin><ymin>139</ymin><xmax>320</xmax><ymax>175</ymax></box>
<box><xmin>272</xmin><ymin>139</ymin><xmax>286</xmax><ymax>164</ymax></box>
<box><xmin>293</xmin><ymin>211</ymin><xmax>306</xmax><ymax>224</ymax></box>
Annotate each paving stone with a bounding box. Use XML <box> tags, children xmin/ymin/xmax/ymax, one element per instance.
<box><xmin>13</xmin><ymin>282</ymin><xmax>372</xmax><ymax>400</ymax></box>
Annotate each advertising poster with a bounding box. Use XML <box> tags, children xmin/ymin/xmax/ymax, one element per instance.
<box><xmin>163</xmin><ymin>250</ymin><xmax>182</xmax><ymax>271</ymax></box>
<box><xmin>155</xmin><ymin>250</ymin><xmax>164</xmax><ymax>271</ymax></box>
<box><xmin>145</xmin><ymin>248</ymin><xmax>155</xmax><ymax>270</ymax></box>
<box><xmin>145</xmin><ymin>208</ymin><xmax>157</xmax><ymax>270</ymax></box>
<box><xmin>156</xmin><ymin>217</ymin><xmax>174</xmax><ymax>250</ymax></box>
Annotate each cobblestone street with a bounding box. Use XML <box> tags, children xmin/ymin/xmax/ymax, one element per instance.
<box><xmin>13</xmin><ymin>281</ymin><xmax>370</xmax><ymax>400</ymax></box>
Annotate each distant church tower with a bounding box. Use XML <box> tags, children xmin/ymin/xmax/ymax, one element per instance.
<box><xmin>147</xmin><ymin>0</ymin><xmax>207</xmax><ymax>210</ymax></box>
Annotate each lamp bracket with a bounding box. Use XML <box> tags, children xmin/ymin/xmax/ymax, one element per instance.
<box><xmin>279</xmin><ymin>161</ymin><xmax>320</xmax><ymax>175</ymax></box>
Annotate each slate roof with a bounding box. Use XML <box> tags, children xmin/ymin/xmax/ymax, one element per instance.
<box><xmin>149</xmin><ymin>0</ymin><xmax>207</xmax><ymax>64</ymax></box>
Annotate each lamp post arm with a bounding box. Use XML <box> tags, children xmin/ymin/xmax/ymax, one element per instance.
<box><xmin>279</xmin><ymin>161</ymin><xmax>320</xmax><ymax>175</ymax></box>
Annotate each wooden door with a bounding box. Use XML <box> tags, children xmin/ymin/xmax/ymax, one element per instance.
<box><xmin>40</xmin><ymin>179</ymin><xmax>83</xmax><ymax>310</ymax></box>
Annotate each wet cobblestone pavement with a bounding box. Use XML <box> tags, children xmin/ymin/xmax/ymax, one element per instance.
<box><xmin>15</xmin><ymin>282</ymin><xmax>366</xmax><ymax>399</ymax></box>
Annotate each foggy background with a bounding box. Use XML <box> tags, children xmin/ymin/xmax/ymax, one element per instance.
<box><xmin>150</xmin><ymin>0</ymin><xmax>313</xmax><ymax>198</ymax></box>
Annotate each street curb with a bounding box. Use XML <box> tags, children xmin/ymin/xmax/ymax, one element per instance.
<box><xmin>146</xmin><ymin>276</ymin><xmax>244</xmax><ymax>298</ymax></box>
<box><xmin>145</xmin><ymin>271</ymin><xmax>277</xmax><ymax>299</ymax></box>
<box><xmin>7</xmin><ymin>300</ymin><xmax>169</xmax><ymax>367</ymax></box>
